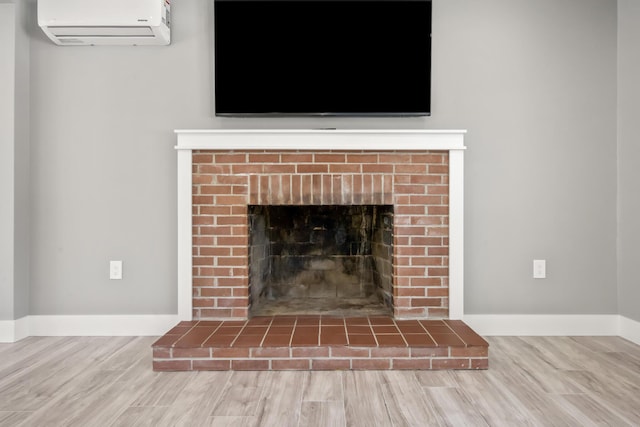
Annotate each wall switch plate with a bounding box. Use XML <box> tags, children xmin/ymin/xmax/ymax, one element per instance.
<box><xmin>110</xmin><ymin>260</ymin><xmax>123</xmax><ymax>280</ymax></box>
<box><xmin>533</xmin><ymin>259</ymin><xmax>546</xmax><ymax>279</ymax></box>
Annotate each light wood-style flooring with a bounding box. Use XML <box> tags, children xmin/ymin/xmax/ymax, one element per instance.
<box><xmin>1</xmin><ymin>335</ymin><xmax>639</xmax><ymax>426</ymax></box>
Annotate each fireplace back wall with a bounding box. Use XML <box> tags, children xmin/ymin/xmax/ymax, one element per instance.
<box><xmin>191</xmin><ymin>149</ymin><xmax>450</xmax><ymax>320</ymax></box>
<box><xmin>248</xmin><ymin>204</ymin><xmax>394</xmax><ymax>317</ymax></box>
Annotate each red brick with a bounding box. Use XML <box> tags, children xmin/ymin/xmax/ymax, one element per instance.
<box><xmin>315</xmin><ymin>153</ymin><xmax>345</xmax><ymax>163</ymax></box>
<box><xmin>201</xmin><ymin>185</ymin><xmax>233</xmax><ymax>195</ymax></box>
<box><xmin>153</xmin><ymin>360</ymin><xmax>191</xmax><ymax>371</ymax></box>
<box><xmin>217</xmin><ymin>216</ymin><xmax>247</xmax><ymax>226</ymax></box>
<box><xmin>173</xmin><ymin>348</ymin><xmax>212</xmax><ymax>358</ymax></box>
<box><xmin>312</xmin><ymin>359</ymin><xmax>351</xmax><ymax>370</ymax></box>
<box><xmin>199</xmin><ymin>164</ymin><xmax>232</xmax><ymax>174</ymax></box>
<box><xmin>393</xmin><ymin>359</ymin><xmax>432</xmax><ymax>370</ymax></box>
<box><xmin>395</xmin><ymin>307</ymin><xmax>427</xmax><ymax>317</ymax></box>
<box><xmin>199</xmin><ymin>247</ymin><xmax>231</xmax><ymax>256</ymax></box>
<box><xmin>427</xmin><ymin>227</ymin><xmax>449</xmax><ymax>237</ymax></box>
<box><xmin>370</xmin><ymin>347</ymin><xmax>411</xmax><ymax>358</ymax></box>
<box><xmin>428</xmin><ymin>267</ymin><xmax>449</xmax><ymax>277</ymax></box>
<box><xmin>331</xmin><ymin>347</ymin><xmax>369</xmax><ymax>358</ymax></box>
<box><xmin>395</xmin><ymin>226</ymin><xmax>426</xmax><ymax>236</ymax></box>
<box><xmin>192</xmin><ymin>359</ymin><xmax>232</xmax><ymax>370</ymax></box>
<box><xmin>396</xmin><ymin>246</ymin><xmax>426</xmax><ymax>256</ymax></box>
<box><xmin>193</xmin><ymin>299</ymin><xmax>215</xmax><ymax>308</ymax></box>
<box><xmin>432</xmin><ymin>358</ymin><xmax>470</xmax><ymax>370</ymax></box>
<box><xmin>451</xmin><ymin>347</ymin><xmax>488</xmax><ymax>358</ymax></box>
<box><xmin>395</xmin><ymin>205</ymin><xmax>426</xmax><ymax>216</ymax></box>
<box><xmin>233</xmin><ymin>164</ymin><xmax>264</xmax><ymax>174</ymax></box>
<box><xmin>428</xmin><ymin>206</ymin><xmax>448</xmax><ymax>216</ymax></box>
<box><xmin>471</xmin><ymin>358</ymin><xmax>489</xmax><ymax>369</ymax></box>
<box><xmin>272</xmin><ymin>359</ymin><xmax>311</xmax><ymax>370</ymax></box>
<box><xmin>217</xmin><ymin>277</ymin><xmax>247</xmax><ymax>287</ymax></box>
<box><xmin>232</xmin><ymin>360</ymin><xmax>270</xmax><ymax>370</ymax></box>
<box><xmin>199</xmin><ymin>206</ymin><xmax>231</xmax><ymax>215</ymax></box>
<box><xmin>330</xmin><ymin>164</ymin><xmax>361</xmax><ymax>173</ymax></box>
<box><xmin>395</xmin><ymin>267</ymin><xmax>427</xmax><ymax>277</ymax></box>
<box><xmin>411</xmin><ymin>298</ymin><xmax>442</xmax><ymax>307</ymax></box>
<box><xmin>249</xmin><ymin>153</ymin><xmax>280</xmax><ymax>163</ymax></box>
<box><xmin>347</xmin><ymin>154</ymin><xmax>377</xmax><ymax>163</ymax></box>
<box><xmin>395</xmin><ymin>287</ymin><xmax>426</xmax><ymax>297</ymax></box>
<box><xmin>217</xmin><ymin>298</ymin><xmax>246</xmax><ymax>308</ymax></box>
<box><xmin>216</xmin><ymin>195</ymin><xmax>248</xmax><ymax>206</ymax></box>
<box><xmin>251</xmin><ymin>348</ymin><xmax>290</xmax><ymax>358</ymax></box>
<box><xmin>232</xmin><ymin>287</ymin><xmax>249</xmax><ymax>297</ymax></box>
<box><xmin>292</xmin><ymin>347</ymin><xmax>330</xmax><ymax>358</ymax></box>
<box><xmin>426</xmin><ymin>308</ymin><xmax>449</xmax><ymax>318</ymax></box>
<box><xmin>395</xmin><ymin>164</ymin><xmax>427</xmax><ymax>174</ymax></box>
<box><xmin>193</xmin><ymin>195</ymin><xmax>214</xmax><ymax>205</ymax></box>
<box><xmin>393</xmin><ymin>298</ymin><xmax>411</xmax><ymax>308</ymax></box>
<box><xmin>352</xmin><ymin>359</ymin><xmax>391</xmax><ymax>370</ymax></box>
<box><xmin>199</xmin><ymin>226</ymin><xmax>232</xmax><ymax>236</ymax></box>
<box><xmin>428</xmin><ymin>247</ymin><xmax>449</xmax><ymax>256</ymax></box>
<box><xmin>362</xmin><ymin>164</ymin><xmax>393</xmax><ymax>173</ymax></box>
<box><xmin>217</xmin><ymin>257</ymin><xmax>246</xmax><ymax>267</ymax></box>
<box><xmin>193</xmin><ymin>216</ymin><xmax>215</xmax><ymax>225</ymax></box>
<box><xmin>193</xmin><ymin>153</ymin><xmax>214</xmax><ymax>164</ymax></box>
<box><xmin>153</xmin><ymin>348</ymin><xmax>171</xmax><ymax>358</ymax></box>
<box><xmin>213</xmin><ymin>348</ymin><xmax>251</xmax><ymax>358</ymax></box>
<box><xmin>297</xmin><ymin>164</ymin><xmax>328</xmax><ymax>173</ymax></box>
<box><xmin>282</xmin><ymin>153</ymin><xmax>313</xmax><ymax>163</ymax></box>
<box><xmin>429</xmin><ymin>165</ymin><xmax>449</xmax><ymax>174</ymax></box>
<box><xmin>198</xmin><ymin>308</ymin><xmax>232</xmax><ymax>318</ymax></box>
<box><xmin>410</xmin><ymin>277</ymin><xmax>442</xmax><ymax>287</ymax></box>
<box><xmin>410</xmin><ymin>195</ymin><xmax>444</xmax><ymax>205</ymax></box>
<box><xmin>411</xmin><ymin>216</ymin><xmax>443</xmax><ymax>226</ymax></box>
<box><xmin>215</xmin><ymin>153</ymin><xmax>246</xmax><ymax>163</ymax></box>
<box><xmin>411</xmin><ymin>153</ymin><xmax>446</xmax><ymax>164</ymax></box>
<box><xmin>410</xmin><ymin>174</ymin><xmax>443</xmax><ymax>185</ymax></box>
<box><xmin>216</xmin><ymin>236</ymin><xmax>246</xmax><ymax>246</ymax></box>
<box><xmin>200</xmin><ymin>288</ymin><xmax>232</xmax><ymax>297</ymax></box>
<box><xmin>427</xmin><ymin>287</ymin><xmax>449</xmax><ymax>297</ymax></box>
<box><xmin>231</xmin><ymin>308</ymin><xmax>249</xmax><ymax>318</ymax></box>
<box><xmin>193</xmin><ymin>257</ymin><xmax>214</xmax><ymax>266</ymax></box>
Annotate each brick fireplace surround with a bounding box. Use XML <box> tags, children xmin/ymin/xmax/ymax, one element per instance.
<box><xmin>152</xmin><ymin>129</ymin><xmax>489</xmax><ymax>371</ymax></box>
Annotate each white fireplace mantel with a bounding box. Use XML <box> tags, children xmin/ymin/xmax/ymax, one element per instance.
<box><xmin>174</xmin><ymin>129</ymin><xmax>467</xmax><ymax>320</ymax></box>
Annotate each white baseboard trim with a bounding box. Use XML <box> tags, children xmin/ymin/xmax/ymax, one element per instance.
<box><xmin>619</xmin><ymin>315</ymin><xmax>640</xmax><ymax>345</ymax></box>
<box><xmin>0</xmin><ymin>320</ymin><xmax>15</xmax><ymax>343</ymax></box>
<box><xmin>1</xmin><ymin>315</ymin><xmax>180</xmax><ymax>342</ymax></box>
<box><xmin>0</xmin><ymin>316</ymin><xmax>29</xmax><ymax>343</ymax></box>
<box><xmin>463</xmin><ymin>314</ymin><xmax>621</xmax><ymax>337</ymax></box>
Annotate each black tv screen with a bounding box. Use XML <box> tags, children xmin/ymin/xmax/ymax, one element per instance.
<box><xmin>214</xmin><ymin>0</ymin><xmax>432</xmax><ymax>116</ymax></box>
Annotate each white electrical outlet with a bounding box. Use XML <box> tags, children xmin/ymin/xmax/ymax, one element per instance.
<box><xmin>110</xmin><ymin>260</ymin><xmax>123</xmax><ymax>280</ymax></box>
<box><xmin>533</xmin><ymin>259</ymin><xmax>546</xmax><ymax>279</ymax></box>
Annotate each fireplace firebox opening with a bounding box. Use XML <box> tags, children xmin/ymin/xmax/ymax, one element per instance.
<box><xmin>248</xmin><ymin>205</ymin><xmax>394</xmax><ymax>317</ymax></box>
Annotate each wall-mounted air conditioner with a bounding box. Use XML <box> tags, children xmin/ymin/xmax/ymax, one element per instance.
<box><xmin>38</xmin><ymin>0</ymin><xmax>171</xmax><ymax>46</ymax></box>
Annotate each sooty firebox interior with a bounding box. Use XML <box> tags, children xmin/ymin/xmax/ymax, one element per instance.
<box><xmin>248</xmin><ymin>205</ymin><xmax>394</xmax><ymax>317</ymax></box>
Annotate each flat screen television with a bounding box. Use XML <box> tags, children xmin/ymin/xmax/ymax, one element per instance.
<box><xmin>214</xmin><ymin>0</ymin><xmax>432</xmax><ymax>117</ymax></box>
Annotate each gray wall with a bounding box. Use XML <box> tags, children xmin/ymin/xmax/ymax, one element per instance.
<box><xmin>25</xmin><ymin>0</ymin><xmax>619</xmax><ymax>316</ymax></box>
<box><xmin>0</xmin><ymin>0</ymin><xmax>30</xmax><ymax>321</ymax></box>
<box><xmin>618</xmin><ymin>0</ymin><xmax>640</xmax><ymax>322</ymax></box>
<box><xmin>14</xmin><ymin>0</ymin><xmax>31</xmax><ymax>320</ymax></box>
<box><xmin>0</xmin><ymin>2</ymin><xmax>16</xmax><ymax>320</ymax></box>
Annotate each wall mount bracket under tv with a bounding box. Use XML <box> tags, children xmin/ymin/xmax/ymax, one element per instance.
<box><xmin>214</xmin><ymin>0</ymin><xmax>432</xmax><ymax>117</ymax></box>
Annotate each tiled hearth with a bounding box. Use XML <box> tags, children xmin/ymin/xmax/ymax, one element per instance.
<box><xmin>152</xmin><ymin>316</ymin><xmax>488</xmax><ymax>371</ymax></box>
<box><xmin>156</xmin><ymin>130</ymin><xmax>484</xmax><ymax>371</ymax></box>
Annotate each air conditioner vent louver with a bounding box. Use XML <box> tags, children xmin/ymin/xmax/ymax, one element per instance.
<box><xmin>50</xmin><ymin>26</ymin><xmax>155</xmax><ymax>38</ymax></box>
<box><xmin>59</xmin><ymin>38</ymin><xmax>83</xmax><ymax>44</ymax></box>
